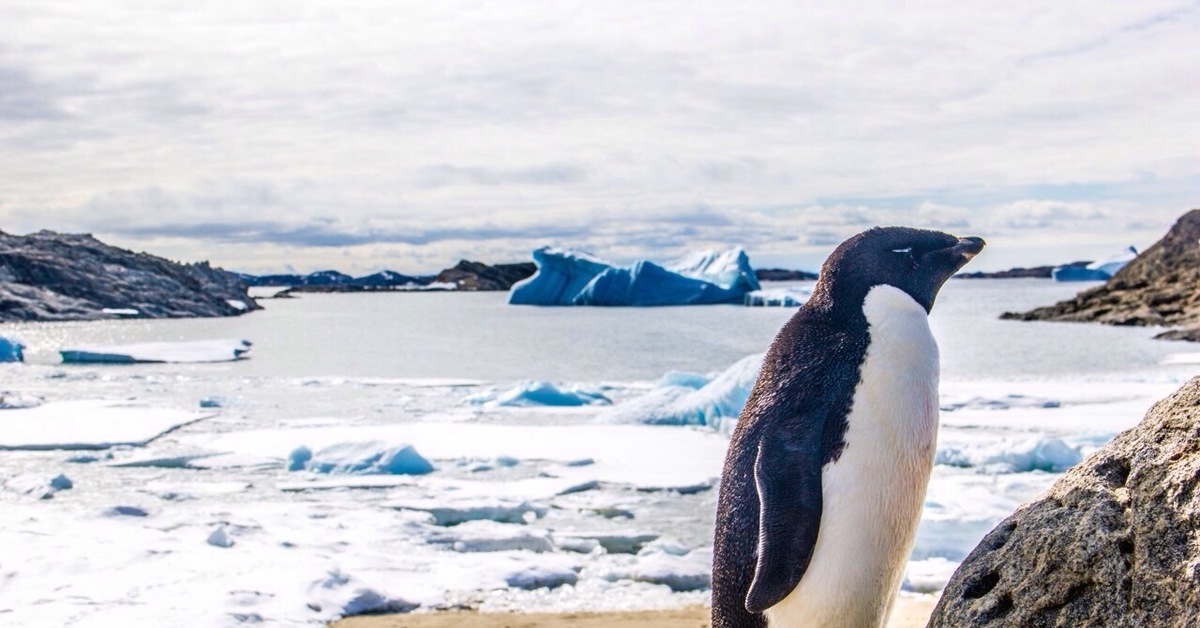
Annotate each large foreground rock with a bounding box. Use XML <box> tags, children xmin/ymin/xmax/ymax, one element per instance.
<box><xmin>928</xmin><ymin>377</ymin><xmax>1200</xmax><ymax>627</ymax></box>
<box><xmin>0</xmin><ymin>230</ymin><xmax>258</xmax><ymax>321</ymax></box>
<box><xmin>1001</xmin><ymin>209</ymin><xmax>1200</xmax><ymax>340</ymax></box>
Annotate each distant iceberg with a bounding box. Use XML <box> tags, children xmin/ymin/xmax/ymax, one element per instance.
<box><xmin>1052</xmin><ymin>246</ymin><xmax>1137</xmax><ymax>281</ymax></box>
<box><xmin>744</xmin><ymin>286</ymin><xmax>812</xmax><ymax>307</ymax></box>
<box><xmin>60</xmin><ymin>339</ymin><xmax>252</xmax><ymax>364</ymax></box>
<box><xmin>509</xmin><ymin>246</ymin><xmax>761</xmax><ymax>306</ymax></box>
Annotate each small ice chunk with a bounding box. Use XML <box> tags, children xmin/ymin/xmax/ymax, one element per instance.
<box><xmin>207</xmin><ymin>525</ymin><xmax>236</xmax><ymax>548</ymax></box>
<box><xmin>504</xmin><ymin>564</ymin><xmax>579</xmax><ymax>590</ymax></box>
<box><xmin>307</xmin><ymin>570</ymin><xmax>418</xmax><ymax>618</ymax></box>
<box><xmin>638</xmin><ymin>537</ymin><xmax>691</xmax><ymax>557</ymax></box>
<box><xmin>199</xmin><ymin>396</ymin><xmax>222</xmax><ymax>408</ymax></box>
<box><xmin>5</xmin><ymin>473</ymin><xmax>72</xmax><ymax>499</ymax></box>
<box><xmin>291</xmin><ymin>441</ymin><xmax>434</xmax><ymax>475</ymax></box>
<box><xmin>0</xmin><ymin>335</ymin><xmax>24</xmax><ymax>362</ymax></box>
<box><xmin>104</xmin><ymin>505</ymin><xmax>150</xmax><ymax>517</ymax></box>
<box><xmin>0</xmin><ymin>400</ymin><xmax>212</xmax><ymax>451</ymax></box>
<box><xmin>557</xmin><ymin>531</ymin><xmax>659</xmax><ymax>554</ymax></box>
<box><xmin>629</xmin><ymin>548</ymin><xmax>713</xmax><ymax>592</ymax></box>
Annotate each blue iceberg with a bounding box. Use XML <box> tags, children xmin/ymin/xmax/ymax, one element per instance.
<box><xmin>509</xmin><ymin>247</ymin><xmax>761</xmax><ymax>306</ymax></box>
<box><xmin>1053</xmin><ymin>246</ymin><xmax>1137</xmax><ymax>281</ymax></box>
<box><xmin>0</xmin><ymin>336</ymin><xmax>23</xmax><ymax>362</ymax></box>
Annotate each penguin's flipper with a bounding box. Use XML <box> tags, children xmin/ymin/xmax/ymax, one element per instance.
<box><xmin>744</xmin><ymin>429</ymin><xmax>823</xmax><ymax>613</ymax></box>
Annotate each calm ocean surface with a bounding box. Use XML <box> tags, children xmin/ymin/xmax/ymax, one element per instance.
<box><xmin>1</xmin><ymin>278</ymin><xmax>1186</xmax><ymax>384</ymax></box>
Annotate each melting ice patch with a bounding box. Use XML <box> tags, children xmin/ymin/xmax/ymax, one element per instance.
<box><xmin>600</xmin><ymin>354</ymin><xmax>762</xmax><ymax>435</ymax></box>
<box><xmin>936</xmin><ymin>437</ymin><xmax>1083</xmax><ymax>473</ymax></box>
<box><xmin>60</xmin><ymin>338</ymin><xmax>252</xmax><ymax>363</ymax></box>
<box><xmin>0</xmin><ymin>400</ymin><xmax>213</xmax><ymax>450</ymax></box>
<box><xmin>467</xmin><ymin>381</ymin><xmax>611</xmax><ymax>407</ymax></box>
<box><xmin>940</xmin><ymin>393</ymin><xmax>1060</xmax><ymax>412</ymax></box>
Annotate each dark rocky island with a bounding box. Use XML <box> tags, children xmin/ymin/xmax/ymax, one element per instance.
<box><xmin>1001</xmin><ymin>208</ymin><xmax>1200</xmax><ymax>340</ymax></box>
<box><xmin>754</xmin><ymin>268</ymin><xmax>819</xmax><ymax>281</ymax></box>
<box><xmin>929</xmin><ymin>375</ymin><xmax>1200</xmax><ymax>627</ymax></box>
<box><xmin>956</xmin><ymin>261</ymin><xmax>1090</xmax><ymax>280</ymax></box>
<box><xmin>249</xmin><ymin>260</ymin><xmax>536</xmax><ymax>293</ymax></box>
<box><xmin>0</xmin><ymin>230</ymin><xmax>258</xmax><ymax>321</ymax></box>
<box><xmin>432</xmin><ymin>260</ymin><xmax>536</xmax><ymax>291</ymax></box>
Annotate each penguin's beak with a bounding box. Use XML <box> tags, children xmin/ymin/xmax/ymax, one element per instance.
<box><xmin>951</xmin><ymin>236</ymin><xmax>986</xmax><ymax>259</ymax></box>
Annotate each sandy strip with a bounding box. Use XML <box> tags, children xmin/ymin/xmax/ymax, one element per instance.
<box><xmin>331</xmin><ymin>594</ymin><xmax>936</xmax><ymax>627</ymax></box>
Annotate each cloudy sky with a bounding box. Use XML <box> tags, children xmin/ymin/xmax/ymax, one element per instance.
<box><xmin>2</xmin><ymin>1</ymin><xmax>1197</xmax><ymax>274</ymax></box>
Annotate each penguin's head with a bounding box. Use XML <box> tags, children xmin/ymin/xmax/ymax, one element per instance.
<box><xmin>816</xmin><ymin>226</ymin><xmax>985</xmax><ymax>313</ymax></box>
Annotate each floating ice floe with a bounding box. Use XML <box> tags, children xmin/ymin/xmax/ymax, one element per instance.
<box><xmin>60</xmin><ymin>338</ymin><xmax>252</xmax><ymax>363</ymax></box>
<box><xmin>935</xmin><ymin>437</ymin><xmax>1083</xmax><ymax>473</ymax></box>
<box><xmin>939</xmin><ymin>393</ymin><xmax>1061</xmax><ymax>412</ymax></box>
<box><xmin>4</xmin><ymin>473</ymin><xmax>73</xmax><ymax>500</ymax></box>
<box><xmin>509</xmin><ymin>246</ymin><xmax>760</xmax><ymax>306</ymax></box>
<box><xmin>467</xmin><ymin>381</ymin><xmax>611</xmax><ymax>407</ymax></box>
<box><xmin>287</xmin><ymin>441</ymin><xmax>435</xmax><ymax>475</ymax></box>
<box><xmin>556</xmin><ymin>531</ymin><xmax>660</xmax><ymax>555</ymax></box>
<box><xmin>600</xmin><ymin>354</ymin><xmax>762</xmax><ymax>435</ymax></box>
<box><xmin>0</xmin><ymin>400</ymin><xmax>214</xmax><ymax>450</ymax></box>
<box><xmin>626</xmin><ymin>548</ymin><xmax>713</xmax><ymax>592</ymax></box>
<box><xmin>308</xmin><ymin>569</ymin><xmax>419</xmax><ymax>616</ymax></box>
<box><xmin>386</xmin><ymin>497</ymin><xmax>548</xmax><ymax>526</ymax></box>
<box><xmin>426</xmin><ymin>520</ymin><xmax>555</xmax><ymax>553</ymax></box>
<box><xmin>743</xmin><ymin>286</ymin><xmax>812</xmax><ymax>307</ymax></box>
<box><xmin>187</xmin><ymin>423</ymin><xmax>728</xmax><ymax>493</ymax></box>
<box><xmin>0</xmin><ymin>335</ymin><xmax>24</xmax><ymax>362</ymax></box>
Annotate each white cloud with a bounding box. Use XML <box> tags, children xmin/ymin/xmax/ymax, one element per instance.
<box><xmin>0</xmin><ymin>1</ymin><xmax>1196</xmax><ymax>273</ymax></box>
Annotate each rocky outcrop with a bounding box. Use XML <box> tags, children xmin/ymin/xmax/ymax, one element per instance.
<box><xmin>0</xmin><ymin>230</ymin><xmax>258</xmax><ymax>321</ymax></box>
<box><xmin>928</xmin><ymin>377</ymin><xmax>1200</xmax><ymax>627</ymax></box>
<box><xmin>754</xmin><ymin>268</ymin><xmax>819</xmax><ymax>281</ymax></box>
<box><xmin>434</xmin><ymin>260</ymin><xmax>536</xmax><ymax>291</ymax></box>
<box><xmin>1001</xmin><ymin>209</ymin><xmax>1200</xmax><ymax>340</ymax></box>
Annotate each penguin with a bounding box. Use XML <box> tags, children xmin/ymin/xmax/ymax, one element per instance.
<box><xmin>711</xmin><ymin>227</ymin><xmax>985</xmax><ymax>628</ymax></box>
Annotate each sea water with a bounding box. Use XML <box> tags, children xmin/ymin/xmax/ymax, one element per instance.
<box><xmin>0</xmin><ymin>279</ymin><xmax>1195</xmax><ymax>625</ymax></box>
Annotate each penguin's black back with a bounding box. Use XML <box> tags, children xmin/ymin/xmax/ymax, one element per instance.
<box><xmin>710</xmin><ymin>285</ymin><xmax>870</xmax><ymax>627</ymax></box>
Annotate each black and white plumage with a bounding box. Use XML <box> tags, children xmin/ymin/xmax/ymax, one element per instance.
<box><xmin>711</xmin><ymin>227</ymin><xmax>985</xmax><ymax>628</ymax></box>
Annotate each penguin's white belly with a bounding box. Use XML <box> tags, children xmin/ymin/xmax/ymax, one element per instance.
<box><xmin>764</xmin><ymin>285</ymin><xmax>940</xmax><ymax>628</ymax></box>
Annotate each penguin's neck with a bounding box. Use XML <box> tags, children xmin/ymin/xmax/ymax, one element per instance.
<box><xmin>859</xmin><ymin>283</ymin><xmax>941</xmax><ymax>450</ymax></box>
